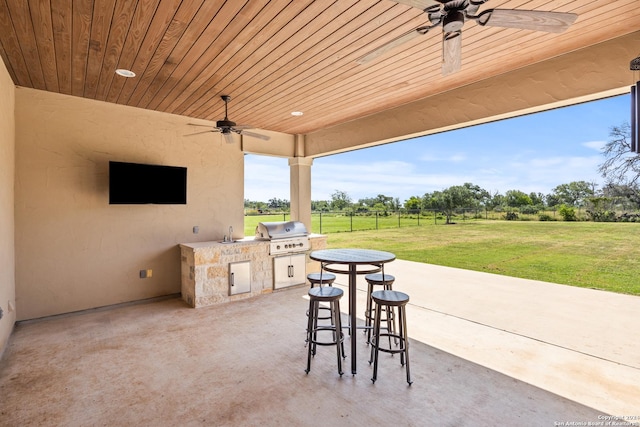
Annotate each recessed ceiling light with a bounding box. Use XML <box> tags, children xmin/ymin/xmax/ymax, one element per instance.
<box><xmin>115</xmin><ymin>69</ymin><xmax>136</xmax><ymax>78</ymax></box>
<box><xmin>291</xmin><ymin>111</ymin><xmax>303</xmax><ymax>116</ymax></box>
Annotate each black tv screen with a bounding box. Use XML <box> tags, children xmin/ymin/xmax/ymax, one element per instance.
<box><xmin>109</xmin><ymin>161</ymin><xmax>187</xmax><ymax>204</ymax></box>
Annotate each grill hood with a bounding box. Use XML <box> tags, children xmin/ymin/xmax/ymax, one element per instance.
<box><xmin>255</xmin><ymin>221</ymin><xmax>309</xmax><ymax>240</ymax></box>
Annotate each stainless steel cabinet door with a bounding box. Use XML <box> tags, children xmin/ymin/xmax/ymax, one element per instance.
<box><xmin>273</xmin><ymin>254</ymin><xmax>306</xmax><ymax>289</ymax></box>
<box><xmin>229</xmin><ymin>261</ymin><xmax>251</xmax><ymax>295</ymax></box>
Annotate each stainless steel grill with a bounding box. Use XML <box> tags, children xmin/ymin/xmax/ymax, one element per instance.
<box><xmin>255</xmin><ymin>221</ymin><xmax>310</xmax><ymax>255</ymax></box>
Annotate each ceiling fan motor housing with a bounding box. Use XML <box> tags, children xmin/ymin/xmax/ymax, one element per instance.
<box><xmin>216</xmin><ymin>119</ymin><xmax>236</xmax><ymax>129</ymax></box>
<box><xmin>443</xmin><ymin>10</ymin><xmax>465</xmax><ymax>32</ymax></box>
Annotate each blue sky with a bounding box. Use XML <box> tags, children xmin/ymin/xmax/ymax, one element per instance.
<box><xmin>245</xmin><ymin>94</ymin><xmax>629</xmax><ymax>203</ymax></box>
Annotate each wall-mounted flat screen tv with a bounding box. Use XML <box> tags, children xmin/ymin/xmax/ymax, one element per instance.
<box><xmin>109</xmin><ymin>161</ymin><xmax>187</xmax><ymax>204</ymax></box>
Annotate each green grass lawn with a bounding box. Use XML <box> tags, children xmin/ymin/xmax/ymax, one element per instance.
<box><xmin>245</xmin><ymin>216</ymin><xmax>640</xmax><ymax>296</ymax></box>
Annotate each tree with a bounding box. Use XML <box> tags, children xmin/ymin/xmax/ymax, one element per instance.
<box><xmin>600</xmin><ymin>182</ymin><xmax>640</xmax><ymax>210</ymax></box>
<box><xmin>599</xmin><ymin>122</ymin><xmax>640</xmax><ymax>186</ymax></box>
<box><xmin>551</xmin><ymin>181</ymin><xmax>595</xmax><ymax>207</ymax></box>
<box><xmin>358</xmin><ymin>194</ymin><xmax>390</xmax><ymax>209</ymax></box>
<box><xmin>330</xmin><ymin>190</ymin><xmax>352</xmax><ymax>211</ymax></box>
<box><xmin>393</xmin><ymin>197</ymin><xmax>401</xmax><ymax>211</ymax></box>
<box><xmin>545</xmin><ymin>192</ymin><xmax>562</xmax><ymax>208</ymax></box>
<box><xmin>505</xmin><ymin>189</ymin><xmax>533</xmax><ymax>208</ymax></box>
<box><xmin>528</xmin><ymin>192</ymin><xmax>546</xmax><ymax>207</ymax></box>
<box><xmin>267</xmin><ymin>198</ymin><xmax>289</xmax><ymax>210</ymax></box>
<box><xmin>487</xmin><ymin>192</ymin><xmax>506</xmax><ymax>210</ymax></box>
<box><xmin>404</xmin><ymin>196</ymin><xmax>422</xmax><ymax>211</ymax></box>
<box><xmin>460</xmin><ymin>182</ymin><xmax>491</xmax><ymax>208</ymax></box>
<box><xmin>432</xmin><ymin>185</ymin><xmax>476</xmax><ymax>224</ymax></box>
<box><xmin>311</xmin><ymin>200</ymin><xmax>331</xmax><ymax>212</ymax></box>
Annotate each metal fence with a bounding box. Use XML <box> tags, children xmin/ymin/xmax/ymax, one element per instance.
<box><xmin>245</xmin><ymin>209</ymin><xmax>565</xmax><ymax>234</ymax></box>
<box><xmin>312</xmin><ymin>209</ymin><xmax>487</xmax><ymax>234</ymax></box>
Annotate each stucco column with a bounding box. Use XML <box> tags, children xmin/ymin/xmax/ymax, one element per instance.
<box><xmin>289</xmin><ymin>156</ymin><xmax>313</xmax><ymax>231</ymax></box>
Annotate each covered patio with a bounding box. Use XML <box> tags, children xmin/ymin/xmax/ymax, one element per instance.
<box><xmin>1</xmin><ymin>2</ymin><xmax>640</xmax><ymax>423</ymax></box>
<box><xmin>2</xmin><ymin>260</ymin><xmax>638</xmax><ymax>425</ymax></box>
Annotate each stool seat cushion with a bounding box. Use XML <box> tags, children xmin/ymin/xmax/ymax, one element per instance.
<box><xmin>364</xmin><ymin>273</ymin><xmax>395</xmax><ymax>285</ymax></box>
<box><xmin>371</xmin><ymin>290</ymin><xmax>409</xmax><ymax>306</ymax></box>
<box><xmin>309</xmin><ymin>286</ymin><xmax>343</xmax><ymax>301</ymax></box>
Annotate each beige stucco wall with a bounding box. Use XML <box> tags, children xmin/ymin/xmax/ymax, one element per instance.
<box><xmin>0</xmin><ymin>55</ymin><xmax>16</xmax><ymax>351</ymax></box>
<box><xmin>14</xmin><ymin>88</ymin><xmax>246</xmax><ymax>320</ymax></box>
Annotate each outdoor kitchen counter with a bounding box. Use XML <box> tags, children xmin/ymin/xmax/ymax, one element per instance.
<box><xmin>179</xmin><ymin>234</ymin><xmax>327</xmax><ymax>308</ymax></box>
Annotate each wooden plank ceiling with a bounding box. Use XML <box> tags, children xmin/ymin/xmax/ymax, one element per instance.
<box><xmin>0</xmin><ymin>0</ymin><xmax>639</xmax><ymax>136</ymax></box>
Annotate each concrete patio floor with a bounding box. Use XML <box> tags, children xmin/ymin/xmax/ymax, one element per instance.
<box><xmin>1</xmin><ymin>259</ymin><xmax>639</xmax><ymax>426</ymax></box>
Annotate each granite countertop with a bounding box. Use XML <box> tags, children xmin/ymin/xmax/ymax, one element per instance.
<box><xmin>180</xmin><ymin>234</ymin><xmax>325</xmax><ymax>249</ymax></box>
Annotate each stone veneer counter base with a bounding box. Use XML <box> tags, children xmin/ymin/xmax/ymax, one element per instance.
<box><xmin>179</xmin><ymin>235</ymin><xmax>327</xmax><ymax>308</ymax></box>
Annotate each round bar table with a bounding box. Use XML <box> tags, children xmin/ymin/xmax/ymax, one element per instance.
<box><xmin>309</xmin><ymin>248</ymin><xmax>396</xmax><ymax>375</ymax></box>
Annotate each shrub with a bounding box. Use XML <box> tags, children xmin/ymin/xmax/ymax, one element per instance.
<box><xmin>503</xmin><ymin>212</ymin><xmax>519</xmax><ymax>221</ymax></box>
<box><xmin>538</xmin><ymin>214</ymin><xmax>555</xmax><ymax>221</ymax></box>
<box><xmin>520</xmin><ymin>205</ymin><xmax>539</xmax><ymax>215</ymax></box>
<box><xmin>617</xmin><ymin>213</ymin><xmax>640</xmax><ymax>222</ymax></box>
<box><xmin>586</xmin><ymin>209</ymin><xmax>617</xmax><ymax>222</ymax></box>
<box><xmin>558</xmin><ymin>204</ymin><xmax>577</xmax><ymax>221</ymax></box>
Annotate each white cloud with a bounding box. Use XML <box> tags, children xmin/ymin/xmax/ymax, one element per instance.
<box><xmin>244</xmin><ymin>156</ymin><xmax>290</xmax><ymax>201</ymax></box>
<box><xmin>311</xmin><ymin>159</ymin><xmax>474</xmax><ymax>201</ymax></box>
<box><xmin>507</xmin><ymin>155</ymin><xmax>603</xmax><ymax>192</ymax></box>
<box><xmin>245</xmin><ymin>151</ymin><xmax>607</xmax><ymax>203</ymax></box>
<box><xmin>582</xmin><ymin>140</ymin><xmax>606</xmax><ymax>151</ymax></box>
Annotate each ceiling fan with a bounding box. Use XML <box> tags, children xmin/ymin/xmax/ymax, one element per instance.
<box><xmin>357</xmin><ymin>0</ymin><xmax>578</xmax><ymax>76</ymax></box>
<box><xmin>188</xmin><ymin>95</ymin><xmax>270</xmax><ymax>143</ymax></box>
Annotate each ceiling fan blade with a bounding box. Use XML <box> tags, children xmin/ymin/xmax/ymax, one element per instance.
<box><xmin>222</xmin><ymin>132</ymin><xmax>235</xmax><ymax>144</ymax></box>
<box><xmin>241</xmin><ymin>130</ymin><xmax>271</xmax><ymax>141</ymax></box>
<box><xmin>477</xmin><ymin>9</ymin><xmax>578</xmax><ymax>33</ymax></box>
<box><xmin>234</xmin><ymin>124</ymin><xmax>255</xmax><ymax>130</ymax></box>
<box><xmin>188</xmin><ymin>123</ymin><xmax>216</xmax><ymax>128</ymax></box>
<box><xmin>185</xmin><ymin>129</ymin><xmax>218</xmax><ymax>136</ymax></box>
<box><xmin>389</xmin><ymin>0</ymin><xmax>442</xmax><ymax>10</ymax></box>
<box><xmin>441</xmin><ymin>30</ymin><xmax>461</xmax><ymax>76</ymax></box>
<box><xmin>356</xmin><ymin>30</ymin><xmax>423</xmax><ymax>64</ymax></box>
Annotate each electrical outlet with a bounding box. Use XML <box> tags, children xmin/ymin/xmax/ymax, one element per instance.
<box><xmin>140</xmin><ymin>269</ymin><xmax>153</xmax><ymax>278</ymax></box>
<box><xmin>193</xmin><ymin>226</ymin><xmax>199</xmax><ymax>234</ymax></box>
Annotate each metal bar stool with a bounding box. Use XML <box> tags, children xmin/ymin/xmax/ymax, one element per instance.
<box><xmin>305</xmin><ymin>272</ymin><xmax>337</xmax><ymax>323</ymax></box>
<box><xmin>305</xmin><ymin>286</ymin><xmax>346</xmax><ymax>376</ymax></box>
<box><xmin>369</xmin><ymin>290</ymin><xmax>412</xmax><ymax>385</ymax></box>
<box><xmin>307</xmin><ymin>272</ymin><xmax>336</xmax><ymax>288</ymax></box>
<box><xmin>364</xmin><ymin>273</ymin><xmax>396</xmax><ymax>344</ymax></box>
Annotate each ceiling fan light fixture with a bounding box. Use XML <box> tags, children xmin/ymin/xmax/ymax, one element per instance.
<box><xmin>631</xmin><ymin>56</ymin><xmax>640</xmax><ymax>71</ymax></box>
<box><xmin>115</xmin><ymin>69</ymin><xmax>136</xmax><ymax>78</ymax></box>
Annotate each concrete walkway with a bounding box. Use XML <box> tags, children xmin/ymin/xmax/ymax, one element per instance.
<box><xmin>342</xmin><ymin>259</ymin><xmax>640</xmax><ymax>417</ymax></box>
